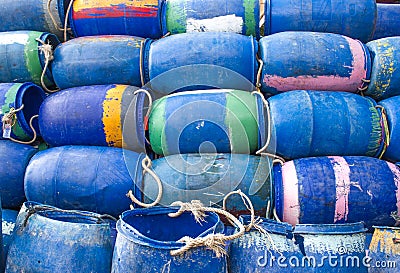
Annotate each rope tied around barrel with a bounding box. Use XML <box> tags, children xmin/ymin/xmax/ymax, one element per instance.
<box><xmin>358</xmin><ymin>78</ymin><xmax>371</xmax><ymax>95</ymax></box>
<box><xmin>168</xmin><ymin>200</ymin><xmax>245</xmax><ymax>257</ymax></box>
<box><xmin>127</xmin><ymin>155</ymin><xmax>163</xmax><ymax>208</ymax></box>
<box><xmin>36</xmin><ymin>38</ymin><xmax>60</xmax><ymax>93</ymax></box>
<box><xmin>375</xmin><ymin>105</ymin><xmax>390</xmax><ymax>159</ymax></box>
<box><xmin>255</xmin><ymin>55</ymin><xmax>264</xmax><ymax>93</ymax></box>
<box><xmin>2</xmin><ymin>105</ymin><xmax>39</xmax><ymax>145</ymax></box>
<box><xmin>22</xmin><ymin>204</ymin><xmax>117</xmax><ymax>227</ymax></box>
<box><xmin>47</xmin><ymin>0</ymin><xmax>72</xmax><ymax>35</ymax></box>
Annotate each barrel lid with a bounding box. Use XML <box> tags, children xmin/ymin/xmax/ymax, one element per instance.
<box><xmin>293</xmin><ymin>222</ymin><xmax>367</xmax><ymax>235</ymax></box>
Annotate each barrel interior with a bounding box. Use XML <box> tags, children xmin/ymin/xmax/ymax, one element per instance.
<box><xmin>124</xmin><ymin>212</ymin><xmax>217</xmax><ymax>242</ymax></box>
<box><xmin>18</xmin><ymin>85</ymin><xmax>44</xmax><ymax>134</ymax></box>
<box><xmin>37</xmin><ymin>211</ymin><xmax>104</xmax><ymax>225</ymax></box>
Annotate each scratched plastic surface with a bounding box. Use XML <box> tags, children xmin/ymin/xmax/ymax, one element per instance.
<box><xmin>111</xmin><ymin>207</ymin><xmax>227</xmax><ymax>273</ymax></box>
<box><xmin>5</xmin><ymin>202</ymin><xmax>115</xmax><ymax>273</ymax></box>
<box><xmin>24</xmin><ymin>146</ymin><xmax>145</xmax><ymax>217</ymax></box>
<box><xmin>366</xmin><ymin>37</ymin><xmax>400</xmax><ymax>100</ymax></box>
<box><xmin>39</xmin><ymin>85</ymin><xmax>146</xmax><ymax>152</ymax></box>
<box><xmin>0</xmin><ymin>141</ymin><xmax>37</xmax><ymax>209</ymax></box>
<box><xmin>2</xmin><ymin>209</ymin><xmax>18</xmax><ymax>268</ymax></box>
<box><xmin>378</xmin><ymin>96</ymin><xmax>400</xmax><ymax>162</ymax></box>
<box><xmin>259</xmin><ymin>32</ymin><xmax>371</xmax><ymax>95</ymax></box>
<box><xmin>274</xmin><ymin>156</ymin><xmax>400</xmax><ymax>231</ymax></box>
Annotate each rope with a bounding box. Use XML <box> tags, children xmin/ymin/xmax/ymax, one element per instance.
<box><xmin>127</xmin><ymin>155</ymin><xmax>163</xmax><ymax>208</ymax></box>
<box><xmin>36</xmin><ymin>38</ymin><xmax>60</xmax><ymax>93</ymax></box>
<box><xmin>139</xmin><ymin>40</ymin><xmax>146</xmax><ymax>86</ymax></box>
<box><xmin>168</xmin><ymin>200</ymin><xmax>245</xmax><ymax>257</ymax></box>
<box><xmin>9</xmin><ymin>115</ymin><xmax>39</xmax><ymax>145</ymax></box>
<box><xmin>2</xmin><ymin>105</ymin><xmax>39</xmax><ymax>144</ymax></box>
<box><xmin>272</xmin><ymin>157</ymin><xmax>285</xmax><ymax>166</ymax></box>
<box><xmin>133</xmin><ymin>89</ymin><xmax>153</xmax><ymax>120</ymax></box>
<box><xmin>358</xmin><ymin>78</ymin><xmax>370</xmax><ymax>93</ymax></box>
<box><xmin>161</xmin><ymin>32</ymin><xmax>171</xmax><ymax>38</ymax></box>
<box><xmin>375</xmin><ymin>105</ymin><xmax>390</xmax><ymax>159</ymax></box>
<box><xmin>64</xmin><ymin>0</ymin><xmax>74</xmax><ymax>42</ymax></box>
<box><xmin>47</xmin><ymin>0</ymin><xmax>72</xmax><ymax>32</ymax></box>
<box><xmin>255</xmin><ymin>55</ymin><xmax>264</xmax><ymax>92</ymax></box>
<box><xmin>23</xmin><ymin>204</ymin><xmax>117</xmax><ymax>227</ymax></box>
<box><xmin>222</xmin><ymin>190</ymin><xmax>257</xmax><ymax>232</ymax></box>
<box><xmin>252</xmin><ymin>91</ymin><xmax>271</xmax><ymax>155</ymax></box>
<box><xmin>273</xmin><ymin>207</ymin><xmax>281</xmax><ymax>223</ymax></box>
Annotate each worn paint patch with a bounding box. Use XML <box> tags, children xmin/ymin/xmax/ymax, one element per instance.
<box><xmin>329</xmin><ymin>156</ymin><xmax>351</xmax><ymax>222</ymax></box>
<box><xmin>186</xmin><ymin>15</ymin><xmax>243</xmax><ymax>33</ymax></box>
<box><xmin>369</xmin><ymin>227</ymin><xmax>400</xmax><ymax>255</ymax></box>
<box><xmin>243</xmin><ymin>0</ymin><xmax>256</xmax><ymax>36</ymax></box>
<box><xmin>263</xmin><ymin>37</ymin><xmax>367</xmax><ymax>92</ymax></box>
<box><xmin>0</xmin><ymin>33</ymin><xmax>29</xmax><ymax>45</ymax></box>
<box><xmin>281</xmin><ymin>161</ymin><xmax>300</xmax><ymax>225</ymax></box>
<box><xmin>387</xmin><ymin>162</ymin><xmax>400</xmax><ymax>217</ymax></box>
<box><xmin>301</xmin><ymin>233</ymin><xmax>365</xmax><ymax>254</ymax></box>
<box><xmin>2</xmin><ymin>220</ymin><xmax>16</xmax><ymax>236</ymax></box>
<box><xmin>165</xmin><ymin>0</ymin><xmax>187</xmax><ymax>33</ymax></box>
<box><xmin>24</xmin><ymin>31</ymin><xmax>45</xmax><ymax>85</ymax></box>
<box><xmin>102</xmin><ymin>85</ymin><xmax>125</xmax><ymax>147</ymax></box>
<box><xmin>367</xmin><ymin>104</ymin><xmax>383</xmax><ymax>157</ymax></box>
<box><xmin>73</xmin><ymin>0</ymin><xmax>158</xmax><ymax>11</ymax></box>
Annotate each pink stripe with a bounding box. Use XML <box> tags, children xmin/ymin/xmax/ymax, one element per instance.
<box><xmin>329</xmin><ymin>156</ymin><xmax>351</xmax><ymax>222</ymax></box>
<box><xmin>263</xmin><ymin>37</ymin><xmax>368</xmax><ymax>92</ymax></box>
<box><xmin>281</xmin><ymin>161</ymin><xmax>300</xmax><ymax>225</ymax></box>
<box><xmin>387</xmin><ymin>162</ymin><xmax>400</xmax><ymax>217</ymax></box>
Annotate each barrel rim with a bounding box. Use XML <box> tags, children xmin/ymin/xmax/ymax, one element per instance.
<box><xmin>38</xmin><ymin>32</ymin><xmax>61</xmax><ymax>85</ymax></box>
<box><xmin>239</xmin><ymin>215</ymin><xmax>292</xmax><ymax>235</ymax></box>
<box><xmin>293</xmin><ymin>222</ymin><xmax>367</xmax><ymax>235</ymax></box>
<box><xmin>372</xmin><ymin>225</ymin><xmax>400</xmax><ymax>231</ymax></box>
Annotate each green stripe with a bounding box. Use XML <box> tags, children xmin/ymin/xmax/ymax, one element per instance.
<box><xmin>24</xmin><ymin>31</ymin><xmax>45</xmax><ymax>86</ymax></box>
<box><xmin>148</xmin><ymin>98</ymin><xmax>167</xmax><ymax>155</ymax></box>
<box><xmin>367</xmin><ymin>102</ymin><xmax>383</xmax><ymax>157</ymax></box>
<box><xmin>166</xmin><ymin>1</ymin><xmax>187</xmax><ymax>34</ymax></box>
<box><xmin>1</xmin><ymin>84</ymin><xmax>29</xmax><ymax>140</ymax></box>
<box><xmin>226</xmin><ymin>90</ymin><xmax>258</xmax><ymax>153</ymax></box>
<box><xmin>243</xmin><ymin>0</ymin><xmax>257</xmax><ymax>36</ymax></box>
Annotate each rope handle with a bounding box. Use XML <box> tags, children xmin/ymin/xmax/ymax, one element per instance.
<box><xmin>252</xmin><ymin>91</ymin><xmax>271</xmax><ymax>155</ymax></box>
<box><xmin>139</xmin><ymin>40</ymin><xmax>146</xmax><ymax>86</ymax></box>
<box><xmin>358</xmin><ymin>78</ymin><xmax>370</xmax><ymax>93</ymax></box>
<box><xmin>36</xmin><ymin>38</ymin><xmax>60</xmax><ymax>93</ymax></box>
<box><xmin>222</xmin><ymin>190</ymin><xmax>257</xmax><ymax>232</ymax></box>
<box><xmin>2</xmin><ymin>105</ymin><xmax>39</xmax><ymax>145</ymax></box>
<box><xmin>375</xmin><ymin>105</ymin><xmax>390</xmax><ymax>159</ymax></box>
<box><xmin>133</xmin><ymin>89</ymin><xmax>153</xmax><ymax>122</ymax></box>
<box><xmin>127</xmin><ymin>155</ymin><xmax>163</xmax><ymax>208</ymax></box>
<box><xmin>23</xmin><ymin>204</ymin><xmax>117</xmax><ymax>227</ymax></box>
<box><xmin>168</xmin><ymin>200</ymin><xmax>245</xmax><ymax>257</ymax></box>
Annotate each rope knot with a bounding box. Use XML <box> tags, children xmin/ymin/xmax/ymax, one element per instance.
<box><xmin>173</xmin><ymin>233</ymin><xmax>227</xmax><ymax>258</ymax></box>
<box><xmin>37</xmin><ymin>42</ymin><xmax>55</xmax><ymax>61</ymax></box>
<box><xmin>169</xmin><ymin>200</ymin><xmax>207</xmax><ymax>223</ymax></box>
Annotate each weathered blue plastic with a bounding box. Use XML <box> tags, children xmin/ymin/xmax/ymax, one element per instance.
<box><xmin>263</xmin><ymin>0</ymin><xmax>376</xmax><ymax>42</ymax></box>
<box><xmin>368</xmin><ymin>226</ymin><xmax>400</xmax><ymax>272</ymax></box>
<box><xmin>51</xmin><ymin>36</ymin><xmax>148</xmax><ymax>89</ymax></box>
<box><xmin>229</xmin><ymin>215</ymin><xmax>297</xmax><ymax>272</ymax></box>
<box><xmin>0</xmin><ymin>31</ymin><xmax>60</xmax><ymax>86</ymax></box>
<box><xmin>293</xmin><ymin>223</ymin><xmax>368</xmax><ymax>272</ymax></box>
<box><xmin>259</xmin><ymin>32</ymin><xmax>371</xmax><ymax>95</ymax></box>
<box><xmin>0</xmin><ymin>83</ymin><xmax>46</xmax><ymax>141</ymax></box>
<box><xmin>64</xmin><ymin>0</ymin><xmax>166</xmax><ymax>39</ymax></box>
<box><xmin>268</xmin><ymin>91</ymin><xmax>384</xmax><ymax>159</ymax></box>
<box><xmin>1</xmin><ymin>209</ymin><xmax>18</xmax><ymax>269</ymax></box>
<box><xmin>39</xmin><ymin>85</ymin><xmax>146</xmax><ymax>152</ymax></box>
<box><xmin>0</xmin><ymin>141</ymin><xmax>37</xmax><ymax>209</ymax></box>
<box><xmin>166</xmin><ymin>0</ymin><xmax>260</xmax><ymax>38</ymax></box>
<box><xmin>0</xmin><ymin>0</ymin><xmax>63</xmax><ymax>38</ymax></box>
<box><xmin>6</xmin><ymin>201</ymin><xmax>115</xmax><ymax>273</ymax></box>
<box><xmin>57</xmin><ymin>0</ymin><xmax>72</xmax><ymax>26</ymax></box>
<box><xmin>366</xmin><ymin>37</ymin><xmax>400</xmax><ymax>100</ymax></box>
<box><xmin>111</xmin><ymin>207</ymin><xmax>226</xmax><ymax>273</ymax></box>
<box><xmin>145</xmin><ymin>32</ymin><xmax>257</xmax><ymax>93</ymax></box>
<box><xmin>24</xmin><ymin>146</ymin><xmax>145</xmax><ymax>217</ymax></box>
<box><xmin>379</xmin><ymin>96</ymin><xmax>400</xmax><ymax>162</ymax></box>
<box><xmin>138</xmin><ymin>153</ymin><xmax>273</xmax><ymax>217</ymax></box>
<box><xmin>372</xmin><ymin>4</ymin><xmax>400</xmax><ymax>40</ymax></box>
<box><xmin>274</xmin><ymin>156</ymin><xmax>400</xmax><ymax>231</ymax></box>
<box><xmin>0</xmin><ymin>201</ymin><xmax>3</xmax><ymax>272</ymax></box>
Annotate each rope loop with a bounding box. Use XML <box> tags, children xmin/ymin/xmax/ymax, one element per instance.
<box><xmin>133</xmin><ymin>89</ymin><xmax>153</xmax><ymax>120</ymax></box>
<box><xmin>167</xmin><ymin>200</ymin><xmax>245</xmax><ymax>257</ymax></box>
<box><xmin>375</xmin><ymin>105</ymin><xmax>390</xmax><ymax>159</ymax></box>
<box><xmin>63</xmin><ymin>0</ymin><xmax>74</xmax><ymax>42</ymax></box>
<box><xmin>47</xmin><ymin>0</ymin><xmax>72</xmax><ymax>33</ymax></box>
<box><xmin>255</xmin><ymin>55</ymin><xmax>264</xmax><ymax>92</ymax></box>
<box><xmin>358</xmin><ymin>78</ymin><xmax>370</xmax><ymax>93</ymax></box>
<box><xmin>36</xmin><ymin>38</ymin><xmax>60</xmax><ymax>93</ymax></box>
<box><xmin>252</xmin><ymin>91</ymin><xmax>271</xmax><ymax>155</ymax></box>
<box><xmin>127</xmin><ymin>155</ymin><xmax>163</xmax><ymax>208</ymax></box>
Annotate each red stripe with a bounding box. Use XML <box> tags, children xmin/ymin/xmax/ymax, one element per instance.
<box><xmin>72</xmin><ymin>6</ymin><xmax>158</xmax><ymax>19</ymax></box>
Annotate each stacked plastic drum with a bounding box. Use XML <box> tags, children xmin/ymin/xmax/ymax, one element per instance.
<box><xmin>1</xmin><ymin>0</ymin><xmax>400</xmax><ymax>272</ymax></box>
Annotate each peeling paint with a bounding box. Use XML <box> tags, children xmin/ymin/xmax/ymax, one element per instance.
<box><xmin>2</xmin><ymin>221</ymin><xmax>16</xmax><ymax>236</ymax></box>
<box><xmin>186</xmin><ymin>15</ymin><xmax>243</xmax><ymax>33</ymax></box>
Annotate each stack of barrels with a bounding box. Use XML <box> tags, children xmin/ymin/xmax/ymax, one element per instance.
<box><xmin>1</xmin><ymin>0</ymin><xmax>400</xmax><ymax>272</ymax></box>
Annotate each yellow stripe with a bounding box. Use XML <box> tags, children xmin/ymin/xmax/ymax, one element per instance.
<box><xmin>102</xmin><ymin>85</ymin><xmax>126</xmax><ymax>147</ymax></box>
<box><xmin>74</xmin><ymin>0</ymin><xmax>158</xmax><ymax>12</ymax></box>
<box><xmin>369</xmin><ymin>228</ymin><xmax>400</xmax><ymax>255</ymax></box>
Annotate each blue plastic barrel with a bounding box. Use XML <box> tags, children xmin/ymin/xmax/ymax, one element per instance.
<box><xmin>24</xmin><ymin>146</ymin><xmax>145</xmax><ymax>217</ymax></box>
<box><xmin>2</xmin><ymin>209</ymin><xmax>18</xmax><ymax>268</ymax></box>
<box><xmin>0</xmin><ymin>141</ymin><xmax>37</xmax><ymax>209</ymax></box>
<box><xmin>51</xmin><ymin>36</ymin><xmax>147</xmax><ymax>89</ymax></box>
<box><xmin>293</xmin><ymin>223</ymin><xmax>368</xmax><ymax>272</ymax></box>
<box><xmin>0</xmin><ymin>83</ymin><xmax>46</xmax><ymax>141</ymax></box>
<box><xmin>111</xmin><ymin>207</ymin><xmax>226</xmax><ymax>273</ymax></box>
<box><xmin>39</xmin><ymin>85</ymin><xmax>146</xmax><ymax>152</ymax></box>
<box><xmin>6</xmin><ymin>201</ymin><xmax>116</xmax><ymax>273</ymax></box>
<box><xmin>166</xmin><ymin>0</ymin><xmax>259</xmax><ymax>38</ymax></box>
<box><xmin>0</xmin><ymin>31</ymin><xmax>60</xmax><ymax>87</ymax></box>
<box><xmin>263</xmin><ymin>0</ymin><xmax>376</xmax><ymax>42</ymax></box>
<box><xmin>229</xmin><ymin>215</ymin><xmax>297</xmax><ymax>272</ymax></box>
<box><xmin>148</xmin><ymin>90</ymin><xmax>267</xmax><ymax>155</ymax></box>
<box><xmin>268</xmin><ymin>91</ymin><xmax>384</xmax><ymax>159</ymax></box>
<box><xmin>259</xmin><ymin>32</ymin><xmax>371</xmax><ymax>95</ymax></box>
<box><xmin>0</xmin><ymin>0</ymin><xmax>63</xmax><ymax>38</ymax></box>
<box><xmin>62</xmin><ymin>0</ymin><xmax>166</xmax><ymax>39</ymax></box>
<box><xmin>274</xmin><ymin>156</ymin><xmax>400</xmax><ymax>230</ymax></box>
<box><xmin>373</xmin><ymin>4</ymin><xmax>400</xmax><ymax>40</ymax></box>
<box><xmin>379</xmin><ymin>96</ymin><xmax>400</xmax><ymax>162</ymax></box>
<box><xmin>368</xmin><ymin>226</ymin><xmax>400</xmax><ymax>272</ymax></box>
<box><xmin>145</xmin><ymin>32</ymin><xmax>257</xmax><ymax>94</ymax></box>
<box><xmin>366</xmin><ymin>37</ymin><xmax>400</xmax><ymax>100</ymax></box>
<box><xmin>138</xmin><ymin>153</ymin><xmax>273</xmax><ymax>217</ymax></box>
